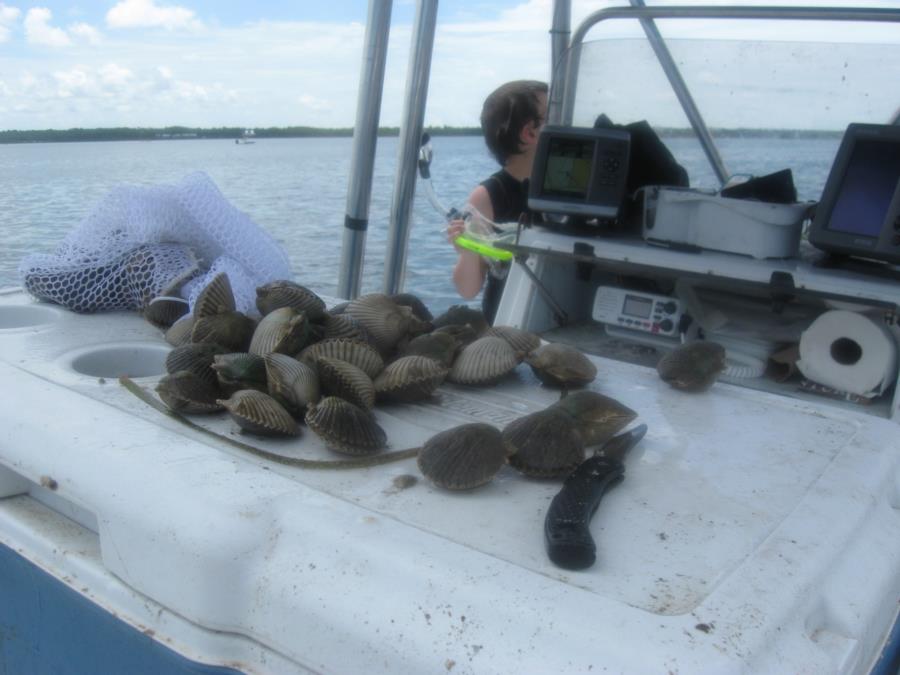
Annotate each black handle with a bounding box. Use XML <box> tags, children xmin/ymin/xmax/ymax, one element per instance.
<box><xmin>544</xmin><ymin>456</ymin><xmax>625</xmax><ymax>570</ymax></box>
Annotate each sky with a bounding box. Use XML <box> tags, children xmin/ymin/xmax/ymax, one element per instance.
<box><xmin>1</xmin><ymin>0</ymin><xmax>898</xmax><ymax>131</ymax></box>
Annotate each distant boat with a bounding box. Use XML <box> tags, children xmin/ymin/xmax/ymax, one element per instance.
<box><xmin>235</xmin><ymin>128</ymin><xmax>256</xmax><ymax>144</ymax></box>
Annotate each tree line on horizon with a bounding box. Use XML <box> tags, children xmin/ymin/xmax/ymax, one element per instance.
<box><xmin>0</xmin><ymin>125</ymin><xmax>482</xmax><ymax>144</ymax></box>
<box><xmin>0</xmin><ymin>124</ymin><xmax>842</xmax><ymax>145</ymax></box>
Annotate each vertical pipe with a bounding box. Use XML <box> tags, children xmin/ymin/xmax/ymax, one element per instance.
<box><xmin>382</xmin><ymin>0</ymin><xmax>439</xmax><ymax>296</ymax></box>
<box><xmin>550</xmin><ymin>0</ymin><xmax>571</xmax><ymax>81</ymax></box>
<box><xmin>337</xmin><ymin>0</ymin><xmax>393</xmax><ymax>301</ymax></box>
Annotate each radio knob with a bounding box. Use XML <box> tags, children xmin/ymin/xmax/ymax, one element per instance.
<box><xmin>662</xmin><ymin>301</ymin><xmax>677</xmax><ymax>314</ymax></box>
<box><xmin>659</xmin><ymin>319</ymin><xmax>674</xmax><ymax>332</ymax></box>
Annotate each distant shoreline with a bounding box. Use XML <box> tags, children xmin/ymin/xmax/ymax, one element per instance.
<box><xmin>0</xmin><ymin>125</ymin><xmax>843</xmax><ymax>145</ymax></box>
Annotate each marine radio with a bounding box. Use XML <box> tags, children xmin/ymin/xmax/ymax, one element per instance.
<box><xmin>591</xmin><ymin>286</ymin><xmax>683</xmax><ymax>337</ymax></box>
<box><xmin>808</xmin><ymin>123</ymin><xmax>900</xmax><ymax>265</ymax></box>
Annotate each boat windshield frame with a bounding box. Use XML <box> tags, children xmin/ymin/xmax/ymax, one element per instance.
<box><xmin>552</xmin><ymin>5</ymin><xmax>900</xmax><ymax>186</ymax></box>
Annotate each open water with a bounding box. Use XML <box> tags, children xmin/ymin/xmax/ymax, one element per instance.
<box><xmin>0</xmin><ymin>134</ymin><xmax>841</xmax><ymax>316</ymax></box>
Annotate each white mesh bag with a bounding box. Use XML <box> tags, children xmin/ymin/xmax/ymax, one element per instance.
<box><xmin>19</xmin><ymin>172</ymin><xmax>291</xmax><ymax>315</ymax></box>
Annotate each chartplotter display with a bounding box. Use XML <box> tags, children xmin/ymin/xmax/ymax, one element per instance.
<box><xmin>528</xmin><ymin>125</ymin><xmax>631</xmax><ymax>221</ymax></box>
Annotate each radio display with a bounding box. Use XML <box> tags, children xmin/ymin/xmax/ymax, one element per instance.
<box><xmin>622</xmin><ymin>294</ymin><xmax>653</xmax><ymax>319</ymax></box>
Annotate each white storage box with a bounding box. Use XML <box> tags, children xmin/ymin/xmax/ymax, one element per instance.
<box><xmin>641</xmin><ymin>186</ymin><xmax>812</xmax><ymax>259</ymax></box>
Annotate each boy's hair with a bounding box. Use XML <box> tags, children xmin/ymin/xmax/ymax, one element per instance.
<box><xmin>480</xmin><ymin>80</ymin><xmax>548</xmax><ymax>165</ymax></box>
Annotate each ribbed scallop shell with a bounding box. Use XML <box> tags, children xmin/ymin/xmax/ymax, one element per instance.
<box><xmin>217</xmin><ymin>389</ymin><xmax>299</xmax><ymax>437</ymax></box>
<box><xmin>417</xmin><ymin>423</ymin><xmax>506</xmax><ymax>490</ymax></box>
<box><xmin>191</xmin><ymin>311</ymin><xmax>256</xmax><ymax>352</ymax></box>
<box><xmin>502</xmin><ymin>407</ymin><xmax>585</xmax><ymax>478</ymax></box>
<box><xmin>390</xmin><ymin>292</ymin><xmax>433</xmax><ymax>322</ymax></box>
<box><xmin>212</xmin><ymin>352</ymin><xmax>268</xmax><ymax>394</ymax></box>
<box><xmin>249</xmin><ymin>307</ymin><xmax>311</xmax><ymax>356</ymax></box>
<box><xmin>432</xmin><ymin>323</ymin><xmax>479</xmax><ymax>350</ymax></box>
<box><xmin>298</xmin><ymin>338</ymin><xmax>384</xmax><ymax>379</ymax></box>
<box><xmin>194</xmin><ymin>272</ymin><xmax>235</xmax><ymax>317</ymax></box>
<box><xmin>144</xmin><ymin>295</ymin><xmax>189</xmax><ymax>329</ymax></box>
<box><xmin>525</xmin><ymin>342</ymin><xmax>598</xmax><ymax>388</ymax></box>
<box><xmin>165</xmin><ymin>342</ymin><xmax>227</xmax><ymax>386</ymax></box>
<box><xmin>256</xmin><ymin>280</ymin><xmax>327</xmax><ymax>321</ymax></box>
<box><xmin>447</xmin><ymin>336</ymin><xmax>520</xmax><ymax>385</ymax></box>
<box><xmin>400</xmin><ymin>331</ymin><xmax>458</xmax><ymax>368</ymax></box>
<box><xmin>320</xmin><ymin>313</ymin><xmax>370</xmax><ymax>342</ymax></box>
<box><xmin>431</xmin><ymin>305</ymin><xmax>489</xmax><ymax>335</ymax></box>
<box><xmin>485</xmin><ymin>326</ymin><xmax>541</xmax><ymax>357</ymax></box>
<box><xmin>304</xmin><ymin>396</ymin><xmax>387</xmax><ymax>455</ymax></box>
<box><xmin>550</xmin><ymin>390</ymin><xmax>637</xmax><ymax>446</ymax></box>
<box><xmin>264</xmin><ymin>353</ymin><xmax>320</xmax><ymax>417</ymax></box>
<box><xmin>316</xmin><ymin>357</ymin><xmax>376</xmax><ymax>410</ymax></box>
<box><xmin>656</xmin><ymin>341</ymin><xmax>726</xmax><ymax>392</ymax></box>
<box><xmin>374</xmin><ymin>356</ymin><xmax>447</xmax><ymax>403</ymax></box>
<box><xmin>344</xmin><ymin>293</ymin><xmax>413</xmax><ymax>354</ymax></box>
<box><xmin>156</xmin><ymin>370</ymin><xmax>223</xmax><ymax>414</ymax></box>
<box><xmin>165</xmin><ymin>314</ymin><xmax>195</xmax><ymax>347</ymax></box>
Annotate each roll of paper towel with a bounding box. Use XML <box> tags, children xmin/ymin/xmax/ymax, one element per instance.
<box><xmin>797</xmin><ymin>310</ymin><xmax>898</xmax><ymax>396</ymax></box>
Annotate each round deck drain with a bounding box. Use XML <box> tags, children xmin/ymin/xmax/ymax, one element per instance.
<box><xmin>0</xmin><ymin>305</ymin><xmax>61</xmax><ymax>330</ymax></box>
<box><xmin>65</xmin><ymin>342</ymin><xmax>170</xmax><ymax>379</ymax></box>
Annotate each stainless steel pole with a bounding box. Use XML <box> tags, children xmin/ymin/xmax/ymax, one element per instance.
<box><xmin>337</xmin><ymin>0</ymin><xmax>393</xmax><ymax>300</ymax></box>
<box><xmin>383</xmin><ymin>0</ymin><xmax>438</xmax><ymax>295</ymax></box>
<box><xmin>550</xmin><ymin>0</ymin><xmax>571</xmax><ymax>82</ymax></box>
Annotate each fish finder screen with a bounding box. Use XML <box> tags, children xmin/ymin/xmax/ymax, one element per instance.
<box><xmin>622</xmin><ymin>294</ymin><xmax>653</xmax><ymax>319</ymax></box>
<box><xmin>541</xmin><ymin>137</ymin><xmax>593</xmax><ymax>198</ymax></box>
<box><xmin>827</xmin><ymin>139</ymin><xmax>900</xmax><ymax>238</ymax></box>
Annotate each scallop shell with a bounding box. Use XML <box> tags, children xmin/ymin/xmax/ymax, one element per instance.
<box><xmin>431</xmin><ymin>305</ymin><xmax>489</xmax><ymax>336</ymax></box>
<box><xmin>304</xmin><ymin>396</ymin><xmax>387</xmax><ymax>455</ymax></box>
<box><xmin>503</xmin><ymin>407</ymin><xmax>585</xmax><ymax>478</ymax></box>
<box><xmin>550</xmin><ymin>390</ymin><xmax>637</xmax><ymax>446</ymax></box>
<box><xmin>165</xmin><ymin>314</ymin><xmax>195</xmax><ymax>347</ymax></box>
<box><xmin>447</xmin><ymin>336</ymin><xmax>520</xmax><ymax>385</ymax></box>
<box><xmin>485</xmin><ymin>326</ymin><xmax>541</xmax><ymax>357</ymax></box>
<box><xmin>432</xmin><ymin>323</ymin><xmax>479</xmax><ymax>350</ymax></box>
<box><xmin>249</xmin><ymin>307</ymin><xmax>312</xmax><ymax>356</ymax></box>
<box><xmin>165</xmin><ymin>342</ymin><xmax>227</xmax><ymax>386</ymax></box>
<box><xmin>525</xmin><ymin>342</ymin><xmax>598</xmax><ymax>388</ymax></box>
<box><xmin>194</xmin><ymin>272</ymin><xmax>236</xmax><ymax>318</ymax></box>
<box><xmin>344</xmin><ymin>293</ymin><xmax>414</xmax><ymax>354</ymax></box>
<box><xmin>298</xmin><ymin>338</ymin><xmax>384</xmax><ymax>379</ymax></box>
<box><xmin>156</xmin><ymin>370</ymin><xmax>223</xmax><ymax>414</ymax></box>
<box><xmin>320</xmin><ymin>312</ymin><xmax>370</xmax><ymax>342</ymax></box>
<box><xmin>390</xmin><ymin>292</ymin><xmax>434</xmax><ymax>322</ymax></box>
<box><xmin>191</xmin><ymin>311</ymin><xmax>256</xmax><ymax>351</ymax></box>
<box><xmin>374</xmin><ymin>356</ymin><xmax>447</xmax><ymax>403</ymax></box>
<box><xmin>264</xmin><ymin>353</ymin><xmax>320</xmax><ymax>417</ymax></box>
<box><xmin>316</xmin><ymin>357</ymin><xmax>376</xmax><ymax>410</ymax></box>
<box><xmin>217</xmin><ymin>389</ymin><xmax>299</xmax><ymax>437</ymax></box>
<box><xmin>656</xmin><ymin>341</ymin><xmax>726</xmax><ymax>392</ymax></box>
<box><xmin>256</xmin><ymin>280</ymin><xmax>327</xmax><ymax>321</ymax></box>
<box><xmin>144</xmin><ymin>295</ymin><xmax>190</xmax><ymax>329</ymax></box>
<box><xmin>417</xmin><ymin>423</ymin><xmax>506</xmax><ymax>490</ymax></box>
<box><xmin>400</xmin><ymin>331</ymin><xmax>458</xmax><ymax>368</ymax></box>
<box><xmin>212</xmin><ymin>352</ymin><xmax>268</xmax><ymax>394</ymax></box>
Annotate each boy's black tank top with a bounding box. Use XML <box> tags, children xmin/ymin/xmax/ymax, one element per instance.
<box><xmin>480</xmin><ymin>170</ymin><xmax>528</xmax><ymax>324</ymax></box>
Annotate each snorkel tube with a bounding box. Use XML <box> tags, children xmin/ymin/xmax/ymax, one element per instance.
<box><xmin>418</xmin><ymin>134</ymin><xmax>514</xmax><ymax>263</ymax></box>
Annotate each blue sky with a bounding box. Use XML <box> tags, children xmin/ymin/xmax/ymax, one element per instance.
<box><xmin>1</xmin><ymin>1</ymin><xmax>898</xmax><ymax>131</ymax></box>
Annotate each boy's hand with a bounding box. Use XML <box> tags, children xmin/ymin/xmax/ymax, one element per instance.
<box><xmin>447</xmin><ymin>219</ymin><xmax>466</xmax><ymax>253</ymax></box>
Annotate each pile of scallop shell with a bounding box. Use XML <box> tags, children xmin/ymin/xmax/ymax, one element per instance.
<box><xmin>146</xmin><ymin>272</ymin><xmax>637</xmax><ymax>490</ymax></box>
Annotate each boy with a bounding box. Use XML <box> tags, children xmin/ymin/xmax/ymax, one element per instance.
<box><xmin>447</xmin><ymin>80</ymin><xmax>548</xmax><ymax>324</ymax></box>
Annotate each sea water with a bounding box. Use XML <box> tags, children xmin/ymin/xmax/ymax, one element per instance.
<box><xmin>0</xmin><ymin>134</ymin><xmax>840</xmax><ymax>316</ymax></box>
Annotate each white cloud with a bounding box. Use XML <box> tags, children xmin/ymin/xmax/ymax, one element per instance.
<box><xmin>25</xmin><ymin>8</ymin><xmax>72</xmax><ymax>47</ymax></box>
<box><xmin>106</xmin><ymin>0</ymin><xmax>200</xmax><ymax>31</ymax></box>
<box><xmin>0</xmin><ymin>4</ymin><xmax>20</xmax><ymax>43</ymax></box>
<box><xmin>69</xmin><ymin>22</ymin><xmax>102</xmax><ymax>45</ymax></box>
<box><xmin>99</xmin><ymin>63</ymin><xmax>133</xmax><ymax>88</ymax></box>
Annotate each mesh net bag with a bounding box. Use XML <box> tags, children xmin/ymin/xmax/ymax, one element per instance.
<box><xmin>18</xmin><ymin>172</ymin><xmax>292</xmax><ymax>316</ymax></box>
